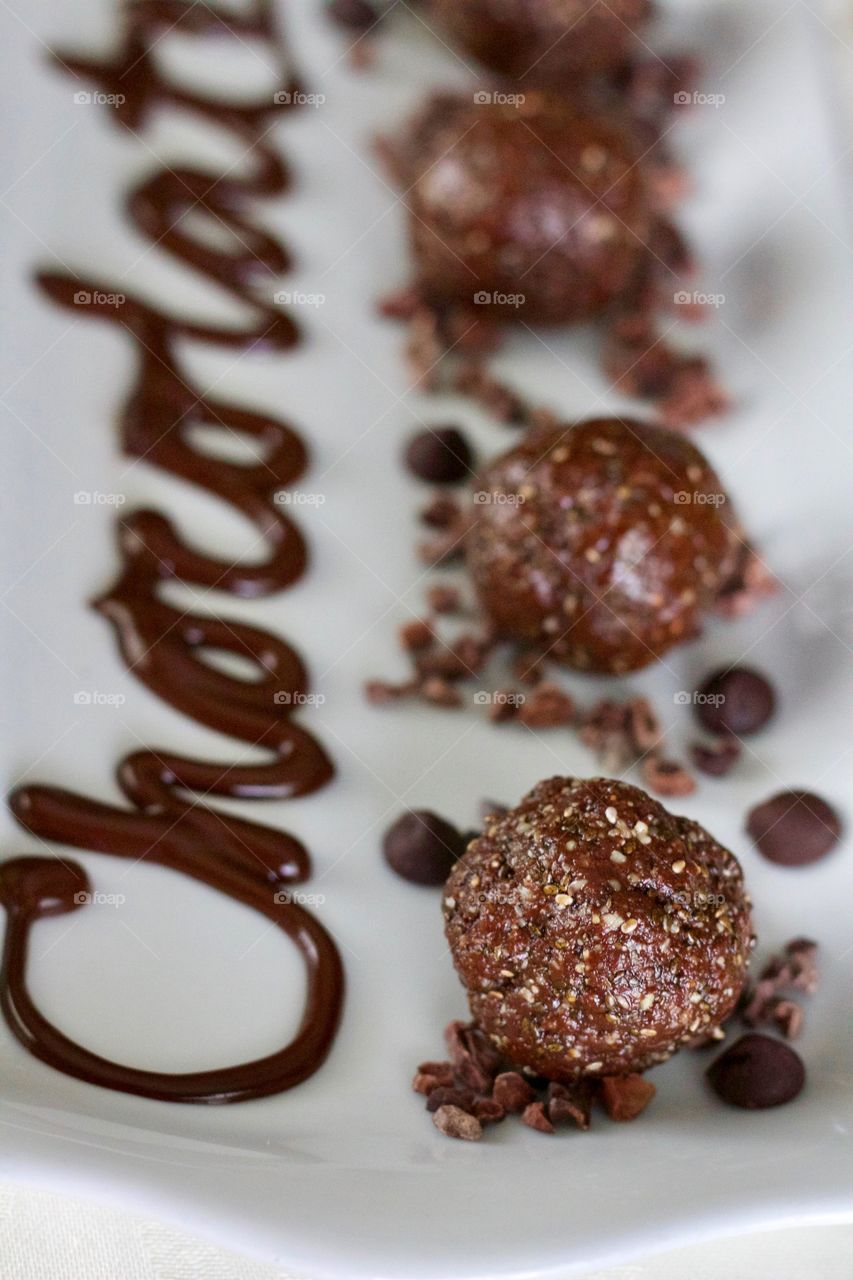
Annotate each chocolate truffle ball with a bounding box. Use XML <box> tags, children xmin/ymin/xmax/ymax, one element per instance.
<box><xmin>444</xmin><ymin>776</ymin><xmax>753</xmax><ymax>1080</ymax></box>
<box><xmin>427</xmin><ymin>0</ymin><xmax>653</xmax><ymax>83</ymax></box>
<box><xmin>466</xmin><ymin>417</ymin><xmax>740</xmax><ymax>673</ymax></box>
<box><xmin>400</xmin><ymin>92</ymin><xmax>654</xmax><ymax>324</ymax></box>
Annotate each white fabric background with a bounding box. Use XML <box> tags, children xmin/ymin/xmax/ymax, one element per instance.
<box><xmin>3</xmin><ymin>2</ymin><xmax>852</xmax><ymax>1277</ymax></box>
<box><xmin>2</xmin><ymin>1179</ymin><xmax>853</xmax><ymax>1279</ymax></box>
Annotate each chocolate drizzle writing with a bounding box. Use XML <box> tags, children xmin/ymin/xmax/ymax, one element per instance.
<box><xmin>2</xmin><ymin>0</ymin><xmax>344</xmax><ymax>1103</ymax></box>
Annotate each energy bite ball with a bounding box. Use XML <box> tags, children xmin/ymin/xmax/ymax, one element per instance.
<box><xmin>399</xmin><ymin>92</ymin><xmax>655</xmax><ymax>324</ymax></box>
<box><xmin>466</xmin><ymin>417</ymin><xmax>741</xmax><ymax>673</ymax></box>
<box><xmin>444</xmin><ymin>777</ymin><xmax>753</xmax><ymax>1080</ymax></box>
<box><xmin>426</xmin><ymin>0</ymin><xmax>653</xmax><ymax>83</ymax></box>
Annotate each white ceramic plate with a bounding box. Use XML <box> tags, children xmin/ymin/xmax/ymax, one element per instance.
<box><xmin>1</xmin><ymin>0</ymin><xmax>852</xmax><ymax>1275</ymax></box>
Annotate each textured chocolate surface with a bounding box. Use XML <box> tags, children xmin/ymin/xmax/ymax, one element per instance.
<box><xmin>400</xmin><ymin>93</ymin><xmax>654</xmax><ymax>324</ymax></box>
<box><xmin>444</xmin><ymin>776</ymin><xmax>753</xmax><ymax>1079</ymax></box>
<box><xmin>466</xmin><ymin>418</ymin><xmax>740</xmax><ymax>673</ymax></box>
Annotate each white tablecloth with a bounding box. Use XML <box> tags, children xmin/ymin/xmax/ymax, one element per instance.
<box><xmin>2</xmin><ymin>1179</ymin><xmax>853</xmax><ymax>1279</ymax></box>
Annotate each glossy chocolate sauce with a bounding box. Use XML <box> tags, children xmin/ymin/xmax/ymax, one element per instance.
<box><xmin>4</xmin><ymin>0</ymin><xmax>345</xmax><ymax>1103</ymax></box>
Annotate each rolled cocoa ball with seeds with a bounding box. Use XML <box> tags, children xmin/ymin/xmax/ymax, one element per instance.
<box><xmin>427</xmin><ymin>0</ymin><xmax>653</xmax><ymax>83</ymax></box>
<box><xmin>443</xmin><ymin>776</ymin><xmax>753</xmax><ymax>1080</ymax></box>
<box><xmin>398</xmin><ymin>92</ymin><xmax>655</xmax><ymax>325</ymax></box>
<box><xmin>466</xmin><ymin>417</ymin><xmax>741</xmax><ymax>674</ymax></box>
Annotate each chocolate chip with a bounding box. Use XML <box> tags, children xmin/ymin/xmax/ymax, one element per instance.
<box><xmin>690</xmin><ymin>737</ymin><xmax>741</xmax><ymax>777</ymax></box>
<box><xmin>706</xmin><ymin>1033</ymin><xmax>805</xmax><ymax>1108</ymax></box>
<box><xmin>746</xmin><ymin>791</ymin><xmax>842</xmax><ymax>866</ymax></box>
<box><xmin>492</xmin><ymin>1071</ymin><xmax>536</xmax><ymax>1114</ymax></box>
<box><xmin>326</xmin><ymin>0</ymin><xmax>380</xmax><ymax>30</ymax></box>
<box><xmin>405</xmin><ymin>427</ymin><xmax>473</xmax><ymax>484</ymax></box>
<box><xmin>696</xmin><ymin>666</ymin><xmax>776</xmax><ymax>736</ymax></box>
<box><xmin>521</xmin><ymin>1101</ymin><xmax>555</xmax><ymax>1134</ymax></box>
<box><xmin>599</xmin><ymin>1074</ymin><xmax>656</xmax><ymax>1121</ymax></box>
<box><xmin>383</xmin><ymin>810</ymin><xmax>465</xmax><ymax>885</ymax></box>
<box><xmin>432</xmin><ymin>1104</ymin><xmax>483</xmax><ymax>1140</ymax></box>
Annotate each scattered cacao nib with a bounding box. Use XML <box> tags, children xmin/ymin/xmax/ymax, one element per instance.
<box><xmin>578</xmin><ymin>700</ymin><xmax>634</xmax><ymax>773</ymax></box>
<box><xmin>489</xmin><ymin>691</ymin><xmax>522</xmax><ymax>723</ymax></box>
<box><xmin>746</xmin><ymin>791</ymin><xmax>842</xmax><ymax>866</ymax></box>
<box><xmin>405</xmin><ymin>307</ymin><xmax>443</xmax><ymax>390</ymax></box>
<box><xmin>383</xmin><ymin>810</ymin><xmax>465</xmax><ymax>885</ymax></box>
<box><xmin>416</xmin><ymin>528</ymin><xmax>467</xmax><ymax>566</ymax></box>
<box><xmin>517</xmin><ymin>681</ymin><xmax>575</xmax><ymax>728</ymax></box>
<box><xmin>417</xmin><ymin>1059</ymin><xmax>454</xmax><ymax>1082</ymax></box>
<box><xmin>715</xmin><ymin>546</ymin><xmax>779</xmax><ymax>618</ymax></box>
<box><xmin>363</xmin><ymin>678</ymin><xmax>417</xmax><ymax>705</ymax></box>
<box><xmin>426</xmin><ymin>583</ymin><xmax>462</xmax><ymax>614</ymax></box>
<box><xmin>696</xmin><ymin>666</ymin><xmax>776</xmax><ymax>736</ymax></box>
<box><xmin>600</xmin><ymin>1074</ymin><xmax>657</xmax><ymax>1121</ymax></box>
<box><xmin>521</xmin><ymin>1101</ymin><xmax>555</xmax><ymax>1134</ymax></box>
<box><xmin>413</xmin><ymin>1070</ymin><xmax>447</xmax><ymax>1095</ymax></box>
<box><xmin>769</xmin><ymin>998</ymin><xmax>804</xmax><ymax>1041</ymax></box>
<box><xmin>399</xmin><ymin>619</ymin><xmax>434</xmax><ymax>651</ymax></box>
<box><xmin>547</xmin><ymin>1081</ymin><xmax>592</xmax><ymax>1130</ymax></box>
<box><xmin>444</xmin><ymin>1020</ymin><xmax>502</xmax><ymax>1091</ymax></box>
<box><xmin>418</xmin><ymin>677</ymin><xmax>464</xmax><ymax>708</ymax></box>
<box><xmin>690</xmin><ymin>737</ymin><xmax>741</xmax><ymax>777</ymax></box>
<box><xmin>628</xmin><ymin>696</ymin><xmax>663</xmax><ymax>753</ymax></box>
<box><xmin>405</xmin><ymin>426</ymin><xmax>474</xmax><ymax>485</ymax></box>
<box><xmin>420</xmin><ymin>494</ymin><xmax>463</xmax><ymax>529</ymax></box>
<box><xmin>707</xmin><ymin>1033</ymin><xmax>805</xmax><ymax>1109</ymax></box>
<box><xmin>492</xmin><ymin>1071</ymin><xmax>536</xmax><ymax>1114</ymax></box>
<box><xmin>432</xmin><ymin>1104</ymin><xmax>483</xmax><ymax>1141</ymax></box>
<box><xmin>425</xmin><ymin>1085</ymin><xmax>476</xmax><ymax>1114</ymax></box>
<box><xmin>377</xmin><ymin>284</ymin><xmax>420</xmax><ymax>320</ymax></box>
<box><xmin>741</xmin><ymin>938</ymin><xmax>819</xmax><ymax>1037</ymax></box>
<box><xmin>641</xmin><ymin>755</ymin><xmax>697</xmax><ymax>798</ymax></box>
<box><xmin>472</xmin><ymin>1097</ymin><xmax>507</xmax><ymax>1125</ymax></box>
<box><xmin>511</xmin><ymin>650</ymin><xmax>547</xmax><ymax>686</ymax></box>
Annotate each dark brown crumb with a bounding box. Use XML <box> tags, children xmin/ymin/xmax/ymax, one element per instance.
<box><xmin>426</xmin><ymin>583</ymin><xmax>462</xmax><ymax>614</ymax></box>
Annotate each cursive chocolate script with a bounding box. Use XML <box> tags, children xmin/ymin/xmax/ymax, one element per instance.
<box><xmin>3</xmin><ymin>0</ymin><xmax>344</xmax><ymax>1103</ymax></box>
